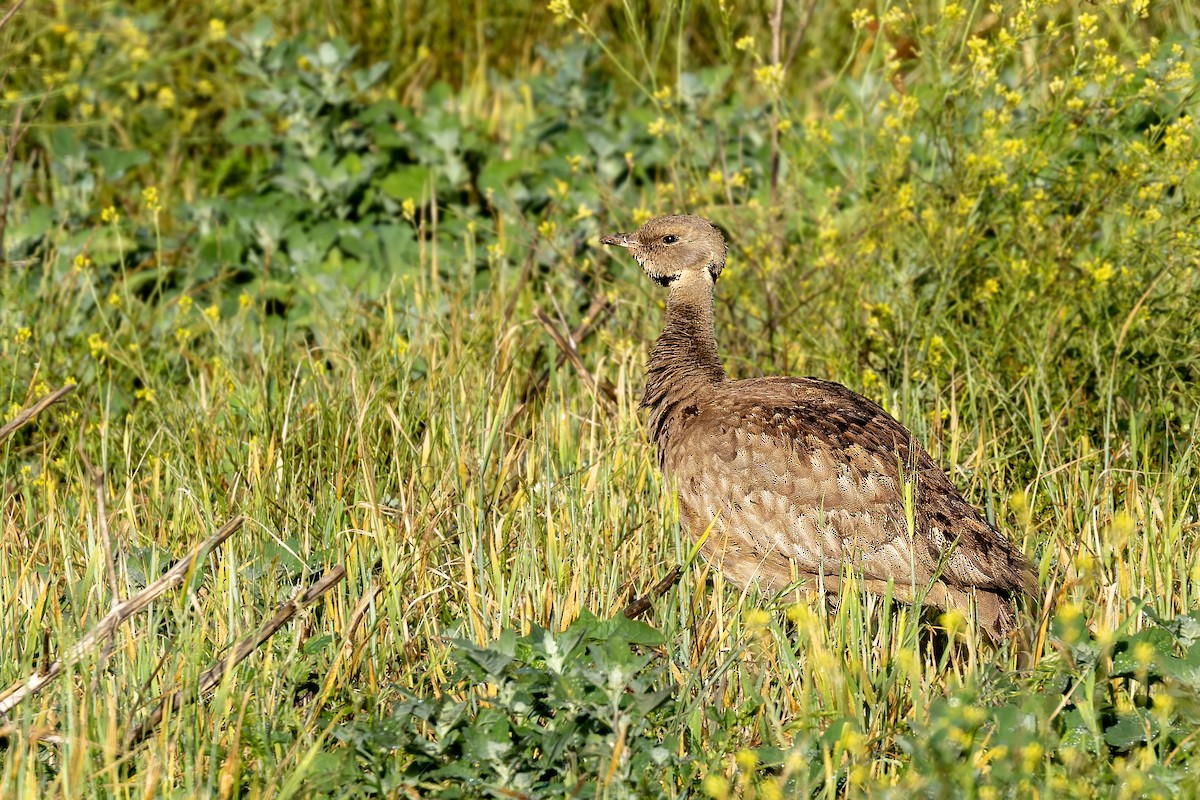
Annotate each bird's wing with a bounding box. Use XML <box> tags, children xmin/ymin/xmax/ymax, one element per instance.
<box><xmin>664</xmin><ymin>377</ymin><xmax>1034</xmax><ymax>594</ymax></box>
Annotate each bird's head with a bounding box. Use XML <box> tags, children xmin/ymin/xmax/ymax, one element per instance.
<box><xmin>601</xmin><ymin>214</ymin><xmax>726</xmax><ymax>287</ymax></box>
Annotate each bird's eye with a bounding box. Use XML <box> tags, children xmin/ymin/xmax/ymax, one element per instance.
<box><xmin>662</xmin><ymin>235</ymin><xmax>678</xmax><ymax>244</ymax></box>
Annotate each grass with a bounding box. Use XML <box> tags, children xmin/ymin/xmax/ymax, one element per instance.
<box><xmin>2</xmin><ymin>0</ymin><xmax>1200</xmax><ymax>796</ymax></box>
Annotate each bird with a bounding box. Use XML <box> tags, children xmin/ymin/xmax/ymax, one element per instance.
<box><xmin>600</xmin><ymin>214</ymin><xmax>1036</xmax><ymax>640</ymax></box>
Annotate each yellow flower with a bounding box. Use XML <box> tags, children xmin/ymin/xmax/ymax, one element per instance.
<box><xmin>653</xmin><ymin>85</ymin><xmax>672</xmax><ymax>103</ymax></box>
<box><xmin>647</xmin><ymin>117</ymin><xmax>669</xmax><ymax>138</ymax></box>
<box><xmin>135</xmin><ymin>387</ymin><xmax>157</xmax><ymax>404</ymax></box>
<box><xmin>851</xmin><ymin>8</ymin><xmax>875</xmax><ymax>29</ymax></box>
<box><xmin>632</xmin><ymin>207</ymin><xmax>653</xmax><ymax>226</ymax></box>
<box><xmin>1088</xmin><ymin>259</ymin><xmax>1115</xmax><ymax>285</ymax></box>
<box><xmin>939</xmin><ymin>609</ymin><xmax>967</xmax><ymax>634</ymax></box>
<box><xmin>87</xmin><ymin>332</ymin><xmax>109</xmax><ymax>360</ymax></box>
<box><xmin>735</xmin><ymin>35</ymin><xmax>754</xmax><ymax>51</ymax></box>
<box><xmin>744</xmin><ymin>608</ymin><xmax>770</xmax><ymax>630</ymax></box>
<box><xmin>572</xmin><ymin>203</ymin><xmax>593</xmax><ymax>221</ymax></box>
<box><xmin>735</xmin><ymin>749</ymin><xmax>758</xmax><ymax>772</ymax></box>
<box><xmin>107</xmin><ymin>292</ymin><xmax>121</xmax><ymax>307</ymax></box>
<box><xmin>101</xmin><ymin>205</ymin><xmax>120</xmax><ymax>224</ymax></box>
<box><xmin>203</xmin><ymin>304</ymin><xmax>220</xmax><ymax>322</ymax></box>
<box><xmin>702</xmin><ymin>775</ymin><xmax>730</xmax><ymax>799</ymax></box>
<box><xmin>401</xmin><ymin>197</ymin><xmax>416</xmax><ymax>221</ymax></box>
<box><xmin>175</xmin><ymin>327</ymin><xmax>191</xmax><ymax>345</ymax></box>
<box><xmin>239</xmin><ymin>291</ymin><xmax>252</xmax><ymax>310</ymax></box>
<box><xmin>156</xmin><ymin>86</ymin><xmax>176</xmax><ymax>110</ymax></box>
<box><xmin>15</xmin><ymin>326</ymin><xmax>31</xmax><ymax>344</ymax></box>
<box><xmin>209</xmin><ymin>18</ymin><xmax>227</xmax><ymax>39</ymax></box>
<box><xmin>548</xmin><ymin>0</ymin><xmax>573</xmax><ymax>22</ymax></box>
<box><xmin>178</xmin><ymin>295</ymin><xmax>194</xmax><ymax>314</ymax></box>
<box><xmin>927</xmin><ymin>334</ymin><xmax>945</xmax><ymax>367</ymax></box>
<box><xmin>538</xmin><ymin>219</ymin><xmax>557</xmax><ymax>238</ymax></box>
<box><xmin>753</xmin><ymin>64</ymin><xmax>786</xmax><ymax>94</ymax></box>
<box><xmin>143</xmin><ymin>186</ymin><xmax>162</xmax><ymax>214</ymax></box>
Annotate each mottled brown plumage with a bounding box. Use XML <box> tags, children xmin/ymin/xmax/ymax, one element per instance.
<box><xmin>601</xmin><ymin>214</ymin><xmax>1036</xmax><ymax>640</ymax></box>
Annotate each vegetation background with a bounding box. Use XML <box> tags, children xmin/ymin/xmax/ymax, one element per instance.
<box><xmin>1</xmin><ymin>0</ymin><xmax>1198</xmax><ymax>795</ymax></box>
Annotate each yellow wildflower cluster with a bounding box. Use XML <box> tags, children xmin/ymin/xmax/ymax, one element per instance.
<box><xmin>547</xmin><ymin>0</ymin><xmax>573</xmax><ymax>23</ymax></box>
<box><xmin>143</xmin><ymin>186</ymin><xmax>162</xmax><ymax>214</ymax></box>
<box><xmin>850</xmin><ymin>9</ymin><xmax>875</xmax><ymax>30</ymax></box>
<box><xmin>753</xmin><ymin>64</ymin><xmax>785</xmax><ymax>95</ymax></box>
<box><xmin>87</xmin><ymin>332</ymin><xmax>109</xmax><ymax>360</ymax></box>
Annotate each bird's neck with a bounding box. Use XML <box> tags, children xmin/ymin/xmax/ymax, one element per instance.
<box><xmin>642</xmin><ymin>273</ymin><xmax>727</xmax><ymax>445</ymax></box>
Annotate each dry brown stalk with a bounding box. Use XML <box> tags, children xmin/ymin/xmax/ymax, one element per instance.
<box><xmin>125</xmin><ymin>565</ymin><xmax>347</xmax><ymax>747</ymax></box>
<box><xmin>0</xmin><ymin>516</ymin><xmax>246</xmax><ymax>721</ymax></box>
<box><xmin>621</xmin><ymin>567</ymin><xmax>682</xmax><ymax>620</ymax></box>
<box><xmin>533</xmin><ymin>305</ymin><xmax>617</xmax><ymax>408</ymax></box>
<box><xmin>505</xmin><ymin>293</ymin><xmax>613</xmax><ymax>429</ymax></box>
<box><xmin>0</xmin><ymin>0</ymin><xmax>28</xmax><ymax>32</ymax></box>
<box><xmin>0</xmin><ymin>384</ymin><xmax>76</xmax><ymax>444</ymax></box>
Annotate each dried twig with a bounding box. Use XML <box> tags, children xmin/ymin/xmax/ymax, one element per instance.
<box><xmin>505</xmin><ymin>294</ymin><xmax>614</xmax><ymax>429</ymax></box>
<box><xmin>0</xmin><ymin>516</ymin><xmax>246</xmax><ymax>720</ymax></box>
<box><xmin>768</xmin><ymin>0</ymin><xmax>785</xmax><ymax>210</ymax></box>
<box><xmin>77</xmin><ymin>448</ymin><xmax>123</xmax><ymax>608</ymax></box>
<box><xmin>0</xmin><ymin>384</ymin><xmax>76</xmax><ymax>444</ymax></box>
<box><xmin>306</xmin><ymin>578</ymin><xmax>382</xmax><ymax>729</ymax></box>
<box><xmin>533</xmin><ymin>306</ymin><xmax>617</xmax><ymax>408</ymax></box>
<box><xmin>125</xmin><ymin>565</ymin><xmax>347</xmax><ymax>747</ymax></box>
<box><xmin>621</xmin><ymin>567</ymin><xmax>682</xmax><ymax>620</ymax></box>
<box><xmin>783</xmin><ymin>0</ymin><xmax>822</xmax><ymax>73</ymax></box>
<box><xmin>0</xmin><ymin>0</ymin><xmax>28</xmax><ymax>32</ymax></box>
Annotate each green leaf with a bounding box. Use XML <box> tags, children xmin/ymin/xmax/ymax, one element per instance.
<box><xmin>380</xmin><ymin>165</ymin><xmax>433</xmax><ymax>202</ymax></box>
<box><xmin>1104</xmin><ymin>712</ymin><xmax>1156</xmax><ymax>749</ymax></box>
<box><xmin>1112</xmin><ymin>628</ymin><xmax>1174</xmax><ymax>677</ymax></box>
<box><xmin>450</xmin><ymin>634</ymin><xmax>516</xmax><ymax>678</ymax></box>
<box><xmin>92</xmin><ymin>148</ymin><xmax>151</xmax><ymax>179</ymax></box>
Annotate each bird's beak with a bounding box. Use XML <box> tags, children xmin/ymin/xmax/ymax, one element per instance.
<box><xmin>600</xmin><ymin>232</ymin><xmax>634</xmax><ymax>248</ymax></box>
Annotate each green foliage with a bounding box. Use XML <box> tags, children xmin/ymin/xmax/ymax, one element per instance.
<box><xmin>893</xmin><ymin>604</ymin><xmax>1200</xmax><ymax>796</ymax></box>
<box><xmin>325</xmin><ymin>612</ymin><xmax>682</xmax><ymax>797</ymax></box>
